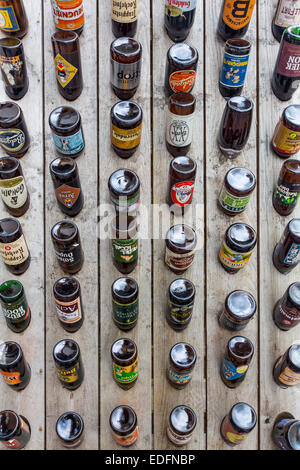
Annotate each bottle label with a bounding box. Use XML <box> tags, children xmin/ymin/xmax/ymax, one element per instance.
<box><xmin>0</xmin><ymin>370</ymin><xmax>21</xmax><ymax>386</ymax></box>
<box><xmin>0</xmin><ymin>176</ymin><xmax>28</xmax><ymax>209</ymax></box>
<box><xmin>219</xmin><ymin>242</ymin><xmax>254</xmax><ymax>270</ymax></box>
<box><xmin>220</xmin><ymin>310</ymin><xmax>247</xmax><ymax>331</ymax></box>
<box><xmin>54</xmin><ymin>53</ymin><xmax>78</xmax><ymax>88</ymax></box>
<box><xmin>220</xmin><ymin>52</ymin><xmax>250</xmax><ymax>88</ymax></box>
<box><xmin>222</xmin><ymin>0</ymin><xmax>256</xmax><ymax>30</ymax></box>
<box><xmin>221</xmin><ymin>415</ymin><xmax>247</xmax><ymax>444</ymax></box>
<box><xmin>111</xmin><ymin>124</ymin><xmax>142</xmax><ymax>150</ymax></box>
<box><xmin>219</xmin><ymin>185</ymin><xmax>251</xmax><ymax>213</ymax></box>
<box><xmin>112</xmin><ymin>237</ymin><xmax>138</xmax><ymax>264</ymax></box>
<box><xmin>111</xmin><ymin>191</ymin><xmax>140</xmax><ymax>208</ymax></box>
<box><xmin>272</xmin><ymin>121</ymin><xmax>300</xmax><ymax>155</ymax></box>
<box><xmin>274</xmin><ymin>184</ymin><xmax>300</xmax><ymax>207</ymax></box>
<box><xmin>52</xmin><ymin>0</ymin><xmax>84</xmax><ymax>31</ymax></box>
<box><xmin>168</xmin><ymin>367</ymin><xmax>193</xmax><ymax>385</ymax></box>
<box><xmin>113</xmin><ymin>358</ymin><xmax>139</xmax><ymax>384</ymax></box>
<box><xmin>165</xmin><ymin>247</ymin><xmax>195</xmax><ymax>271</ymax></box>
<box><xmin>111</xmin><ymin>59</ymin><xmax>141</xmax><ymax>92</ymax></box>
<box><xmin>111</xmin><ymin>0</ymin><xmax>138</xmax><ymax>24</ymax></box>
<box><xmin>275</xmin><ymin>0</ymin><xmax>300</xmax><ymax>28</ymax></box>
<box><xmin>55</xmin><ymin>297</ymin><xmax>82</xmax><ymax>324</ymax></box>
<box><xmin>165</xmin><ymin>0</ymin><xmax>196</xmax><ymax>16</ymax></box>
<box><xmin>171</xmin><ymin>181</ymin><xmax>195</xmax><ymax>207</ymax></box>
<box><xmin>56</xmin><ymin>363</ymin><xmax>80</xmax><ymax>383</ymax></box>
<box><xmin>0</xmin><ymin>6</ymin><xmax>20</xmax><ymax>32</ymax></box>
<box><xmin>2</xmin><ymin>301</ymin><xmax>30</xmax><ymax>324</ymax></box>
<box><xmin>167</xmin><ymin>425</ymin><xmax>193</xmax><ymax>446</ymax></box>
<box><xmin>113</xmin><ymin>298</ymin><xmax>139</xmax><ymax>327</ymax></box>
<box><xmin>167</xmin><ymin>111</ymin><xmax>194</xmax><ymax>148</ymax></box>
<box><xmin>56</xmin><ymin>184</ymin><xmax>81</xmax><ymax>209</ymax></box>
<box><xmin>0</xmin><ymin>235</ymin><xmax>29</xmax><ymax>266</ymax></box>
<box><xmin>52</xmin><ymin>128</ymin><xmax>84</xmax><ymax>155</ymax></box>
<box><xmin>112</xmin><ymin>427</ymin><xmax>139</xmax><ymax>447</ymax></box>
<box><xmin>169</xmin><ymin>70</ymin><xmax>196</xmax><ymax>93</ymax></box>
<box><xmin>0</xmin><ymin>129</ymin><xmax>25</xmax><ymax>153</ymax></box>
<box><xmin>276</xmin><ymin>359</ymin><xmax>300</xmax><ymax>386</ymax></box>
<box><xmin>222</xmin><ymin>359</ymin><xmax>248</xmax><ymax>381</ymax></box>
<box><xmin>54</xmin><ymin>244</ymin><xmax>81</xmax><ymax>268</ymax></box>
<box><xmin>278</xmin><ymin>304</ymin><xmax>300</xmax><ymax>326</ymax></box>
<box><xmin>168</xmin><ymin>300</ymin><xmax>193</xmax><ymax>323</ymax></box>
<box><xmin>283</xmin><ymin>242</ymin><xmax>300</xmax><ymax>265</ymax></box>
<box><xmin>277</xmin><ymin>42</ymin><xmax>300</xmax><ymax>78</ymax></box>
<box><xmin>0</xmin><ymin>55</ymin><xmax>23</xmax><ymax>87</ymax></box>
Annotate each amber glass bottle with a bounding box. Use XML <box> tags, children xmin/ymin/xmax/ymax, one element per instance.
<box><xmin>110</xmin><ymin>37</ymin><xmax>142</xmax><ymax>100</ymax></box>
<box><xmin>273</xmin><ymin>283</ymin><xmax>300</xmax><ymax>331</ymax></box>
<box><xmin>111</xmin><ymin>338</ymin><xmax>138</xmax><ymax>390</ymax></box>
<box><xmin>51</xmin><ymin>221</ymin><xmax>84</xmax><ymax>274</ymax></box>
<box><xmin>0</xmin><ymin>341</ymin><xmax>30</xmax><ymax>391</ymax></box>
<box><xmin>218</xmin><ymin>167</ymin><xmax>256</xmax><ymax>216</ymax></box>
<box><xmin>165</xmin><ymin>224</ymin><xmax>197</xmax><ymax>274</ymax></box>
<box><xmin>217</xmin><ymin>0</ymin><xmax>256</xmax><ymax>41</ymax></box>
<box><xmin>53</xmin><ymin>277</ymin><xmax>84</xmax><ymax>333</ymax></box>
<box><xmin>165</xmin><ymin>0</ymin><xmax>196</xmax><ymax>43</ymax></box>
<box><xmin>0</xmin><ymin>102</ymin><xmax>30</xmax><ymax>158</ymax></box>
<box><xmin>49</xmin><ymin>106</ymin><xmax>85</xmax><ymax>158</ymax></box>
<box><xmin>273</xmin><ymin>344</ymin><xmax>300</xmax><ymax>388</ymax></box>
<box><xmin>219</xmin><ymin>223</ymin><xmax>257</xmax><ymax>274</ymax></box>
<box><xmin>111</xmin><ymin>101</ymin><xmax>143</xmax><ymax>159</ymax></box>
<box><xmin>56</xmin><ymin>412</ymin><xmax>84</xmax><ymax>449</ymax></box>
<box><xmin>51</xmin><ymin>0</ymin><xmax>84</xmax><ymax>35</ymax></box>
<box><xmin>272</xmin><ymin>0</ymin><xmax>300</xmax><ymax>42</ymax></box>
<box><xmin>219</xmin><ymin>290</ymin><xmax>256</xmax><ymax>332</ymax></box>
<box><xmin>167</xmin><ymin>278</ymin><xmax>195</xmax><ymax>331</ymax></box>
<box><xmin>110</xmin><ymin>406</ymin><xmax>138</xmax><ymax>447</ymax></box>
<box><xmin>221</xmin><ymin>403</ymin><xmax>257</xmax><ymax>446</ymax></box>
<box><xmin>167</xmin><ymin>342</ymin><xmax>197</xmax><ymax>389</ymax></box>
<box><xmin>272</xmin><ymin>412</ymin><xmax>300</xmax><ymax>450</ymax></box>
<box><xmin>168</xmin><ymin>156</ymin><xmax>197</xmax><ymax>212</ymax></box>
<box><xmin>166</xmin><ymin>93</ymin><xmax>196</xmax><ymax>157</ymax></box>
<box><xmin>108</xmin><ymin>169</ymin><xmax>140</xmax><ymax>215</ymax></box>
<box><xmin>111</xmin><ymin>0</ymin><xmax>138</xmax><ymax>38</ymax></box>
<box><xmin>0</xmin><ymin>410</ymin><xmax>31</xmax><ymax>449</ymax></box>
<box><xmin>0</xmin><ymin>218</ymin><xmax>30</xmax><ymax>274</ymax></box>
<box><xmin>0</xmin><ymin>0</ymin><xmax>28</xmax><ymax>38</ymax></box>
<box><xmin>273</xmin><ymin>160</ymin><xmax>300</xmax><ymax>216</ymax></box>
<box><xmin>221</xmin><ymin>336</ymin><xmax>254</xmax><ymax>388</ymax></box>
<box><xmin>0</xmin><ymin>156</ymin><xmax>29</xmax><ymax>217</ymax></box>
<box><xmin>165</xmin><ymin>43</ymin><xmax>198</xmax><ymax>96</ymax></box>
<box><xmin>53</xmin><ymin>339</ymin><xmax>84</xmax><ymax>391</ymax></box>
<box><xmin>112</xmin><ymin>277</ymin><xmax>139</xmax><ymax>331</ymax></box>
<box><xmin>273</xmin><ymin>219</ymin><xmax>300</xmax><ymax>274</ymax></box>
<box><xmin>219</xmin><ymin>39</ymin><xmax>251</xmax><ymax>98</ymax></box>
<box><xmin>167</xmin><ymin>406</ymin><xmax>197</xmax><ymax>446</ymax></box>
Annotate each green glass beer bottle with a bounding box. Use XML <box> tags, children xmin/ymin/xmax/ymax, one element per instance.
<box><xmin>0</xmin><ymin>280</ymin><xmax>31</xmax><ymax>333</ymax></box>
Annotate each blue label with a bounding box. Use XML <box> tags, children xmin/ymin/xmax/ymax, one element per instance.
<box><xmin>284</xmin><ymin>243</ymin><xmax>300</xmax><ymax>265</ymax></box>
<box><xmin>0</xmin><ymin>6</ymin><xmax>20</xmax><ymax>32</ymax></box>
<box><xmin>222</xmin><ymin>359</ymin><xmax>248</xmax><ymax>381</ymax></box>
<box><xmin>52</xmin><ymin>129</ymin><xmax>84</xmax><ymax>155</ymax></box>
<box><xmin>220</xmin><ymin>52</ymin><xmax>250</xmax><ymax>88</ymax></box>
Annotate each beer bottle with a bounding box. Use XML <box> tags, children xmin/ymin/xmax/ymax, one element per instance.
<box><xmin>49</xmin><ymin>106</ymin><xmax>85</xmax><ymax>158</ymax></box>
<box><xmin>273</xmin><ymin>283</ymin><xmax>300</xmax><ymax>331</ymax></box>
<box><xmin>166</xmin><ymin>93</ymin><xmax>196</xmax><ymax>157</ymax></box>
<box><xmin>272</xmin><ymin>26</ymin><xmax>300</xmax><ymax>101</ymax></box>
<box><xmin>167</xmin><ymin>406</ymin><xmax>197</xmax><ymax>446</ymax></box>
<box><xmin>219</xmin><ymin>223</ymin><xmax>257</xmax><ymax>274</ymax></box>
<box><xmin>110</xmin><ymin>37</ymin><xmax>142</xmax><ymax>100</ymax></box>
<box><xmin>51</xmin><ymin>0</ymin><xmax>84</xmax><ymax>36</ymax></box>
<box><xmin>221</xmin><ymin>403</ymin><xmax>257</xmax><ymax>446</ymax></box>
<box><xmin>0</xmin><ymin>280</ymin><xmax>31</xmax><ymax>332</ymax></box>
<box><xmin>53</xmin><ymin>339</ymin><xmax>84</xmax><ymax>390</ymax></box>
<box><xmin>167</xmin><ymin>279</ymin><xmax>195</xmax><ymax>331</ymax></box>
<box><xmin>219</xmin><ymin>39</ymin><xmax>251</xmax><ymax>99</ymax></box>
<box><xmin>273</xmin><ymin>219</ymin><xmax>300</xmax><ymax>274</ymax></box>
<box><xmin>217</xmin><ymin>0</ymin><xmax>256</xmax><ymax>42</ymax></box>
<box><xmin>51</xmin><ymin>31</ymin><xmax>83</xmax><ymax>101</ymax></box>
<box><xmin>108</xmin><ymin>169</ymin><xmax>140</xmax><ymax>215</ymax></box>
<box><xmin>56</xmin><ymin>412</ymin><xmax>84</xmax><ymax>449</ymax></box>
<box><xmin>53</xmin><ymin>277</ymin><xmax>84</xmax><ymax>333</ymax></box>
<box><xmin>111</xmin><ymin>101</ymin><xmax>143</xmax><ymax>159</ymax></box>
<box><xmin>51</xmin><ymin>221</ymin><xmax>84</xmax><ymax>274</ymax></box>
<box><xmin>0</xmin><ymin>0</ymin><xmax>28</xmax><ymax>38</ymax></box>
<box><xmin>112</xmin><ymin>277</ymin><xmax>139</xmax><ymax>331</ymax></box>
<box><xmin>272</xmin><ymin>0</ymin><xmax>300</xmax><ymax>42</ymax></box>
<box><xmin>221</xmin><ymin>336</ymin><xmax>254</xmax><ymax>388</ymax></box>
<box><xmin>167</xmin><ymin>342</ymin><xmax>197</xmax><ymax>389</ymax></box>
<box><xmin>0</xmin><ymin>410</ymin><xmax>30</xmax><ymax>449</ymax></box>
<box><xmin>50</xmin><ymin>157</ymin><xmax>84</xmax><ymax>217</ymax></box>
<box><xmin>0</xmin><ymin>102</ymin><xmax>30</xmax><ymax>158</ymax></box>
<box><xmin>0</xmin><ymin>218</ymin><xmax>30</xmax><ymax>274</ymax></box>
<box><xmin>218</xmin><ymin>96</ymin><xmax>253</xmax><ymax>159</ymax></box>
<box><xmin>219</xmin><ymin>290</ymin><xmax>256</xmax><ymax>332</ymax></box>
<box><xmin>218</xmin><ymin>167</ymin><xmax>256</xmax><ymax>216</ymax></box>
<box><xmin>111</xmin><ymin>0</ymin><xmax>138</xmax><ymax>38</ymax></box>
<box><xmin>0</xmin><ymin>156</ymin><xmax>29</xmax><ymax>217</ymax></box>
<box><xmin>168</xmin><ymin>156</ymin><xmax>197</xmax><ymax>213</ymax></box>
<box><xmin>165</xmin><ymin>0</ymin><xmax>197</xmax><ymax>43</ymax></box>
<box><xmin>272</xmin><ymin>412</ymin><xmax>300</xmax><ymax>450</ymax></box>
<box><xmin>273</xmin><ymin>344</ymin><xmax>300</xmax><ymax>388</ymax></box>
<box><xmin>0</xmin><ymin>341</ymin><xmax>30</xmax><ymax>391</ymax></box>
<box><xmin>0</xmin><ymin>38</ymin><xmax>28</xmax><ymax>100</ymax></box>
<box><xmin>111</xmin><ymin>338</ymin><xmax>138</xmax><ymax>390</ymax></box>
<box><xmin>165</xmin><ymin>224</ymin><xmax>197</xmax><ymax>274</ymax></box>
<box><xmin>112</xmin><ymin>216</ymin><xmax>138</xmax><ymax>274</ymax></box>
<box><xmin>165</xmin><ymin>43</ymin><xmax>198</xmax><ymax>96</ymax></box>
<box><xmin>272</xmin><ymin>105</ymin><xmax>300</xmax><ymax>158</ymax></box>
<box><xmin>110</xmin><ymin>406</ymin><xmax>138</xmax><ymax>447</ymax></box>
<box><xmin>273</xmin><ymin>160</ymin><xmax>300</xmax><ymax>216</ymax></box>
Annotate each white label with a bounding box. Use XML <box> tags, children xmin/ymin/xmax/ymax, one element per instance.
<box><xmin>166</xmin><ymin>111</ymin><xmax>194</xmax><ymax>147</ymax></box>
<box><xmin>0</xmin><ymin>177</ymin><xmax>27</xmax><ymax>209</ymax></box>
<box><xmin>0</xmin><ymin>235</ymin><xmax>29</xmax><ymax>266</ymax></box>
<box><xmin>275</xmin><ymin>0</ymin><xmax>300</xmax><ymax>27</ymax></box>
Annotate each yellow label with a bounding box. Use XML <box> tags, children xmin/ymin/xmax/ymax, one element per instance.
<box><xmin>0</xmin><ymin>235</ymin><xmax>29</xmax><ymax>266</ymax></box>
<box><xmin>111</xmin><ymin>124</ymin><xmax>142</xmax><ymax>149</ymax></box>
<box><xmin>56</xmin><ymin>364</ymin><xmax>79</xmax><ymax>383</ymax></box>
<box><xmin>272</xmin><ymin>121</ymin><xmax>300</xmax><ymax>155</ymax></box>
<box><xmin>219</xmin><ymin>242</ymin><xmax>253</xmax><ymax>270</ymax></box>
<box><xmin>54</xmin><ymin>53</ymin><xmax>78</xmax><ymax>88</ymax></box>
<box><xmin>113</xmin><ymin>358</ymin><xmax>138</xmax><ymax>384</ymax></box>
<box><xmin>111</xmin><ymin>0</ymin><xmax>138</xmax><ymax>23</ymax></box>
<box><xmin>226</xmin><ymin>431</ymin><xmax>247</xmax><ymax>443</ymax></box>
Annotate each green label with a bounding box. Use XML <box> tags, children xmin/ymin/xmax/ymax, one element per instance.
<box><xmin>113</xmin><ymin>298</ymin><xmax>138</xmax><ymax>326</ymax></box>
<box><xmin>274</xmin><ymin>185</ymin><xmax>300</xmax><ymax>207</ymax></box>
<box><xmin>112</xmin><ymin>238</ymin><xmax>138</xmax><ymax>264</ymax></box>
<box><xmin>113</xmin><ymin>358</ymin><xmax>139</xmax><ymax>384</ymax></box>
<box><xmin>219</xmin><ymin>186</ymin><xmax>250</xmax><ymax>213</ymax></box>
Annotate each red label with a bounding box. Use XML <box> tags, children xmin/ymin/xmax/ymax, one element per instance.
<box><xmin>171</xmin><ymin>181</ymin><xmax>194</xmax><ymax>206</ymax></box>
<box><xmin>4</xmin><ymin>439</ymin><xmax>21</xmax><ymax>449</ymax></box>
<box><xmin>169</xmin><ymin>70</ymin><xmax>196</xmax><ymax>92</ymax></box>
<box><xmin>277</xmin><ymin>42</ymin><xmax>300</xmax><ymax>77</ymax></box>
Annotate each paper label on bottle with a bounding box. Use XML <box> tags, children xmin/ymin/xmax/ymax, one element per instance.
<box><xmin>274</xmin><ymin>184</ymin><xmax>300</xmax><ymax>207</ymax></box>
<box><xmin>0</xmin><ymin>6</ymin><xmax>20</xmax><ymax>32</ymax></box>
<box><xmin>165</xmin><ymin>247</ymin><xmax>195</xmax><ymax>271</ymax></box>
<box><xmin>56</xmin><ymin>363</ymin><xmax>80</xmax><ymax>383</ymax></box>
<box><xmin>112</xmin><ymin>427</ymin><xmax>139</xmax><ymax>447</ymax></box>
<box><xmin>222</xmin><ymin>359</ymin><xmax>248</xmax><ymax>381</ymax></box>
<box><xmin>165</xmin><ymin>0</ymin><xmax>196</xmax><ymax>16</ymax></box>
<box><xmin>171</xmin><ymin>181</ymin><xmax>194</xmax><ymax>207</ymax></box>
<box><xmin>54</xmin><ymin>53</ymin><xmax>78</xmax><ymax>88</ymax></box>
<box><xmin>278</xmin><ymin>304</ymin><xmax>300</xmax><ymax>326</ymax></box>
<box><xmin>283</xmin><ymin>242</ymin><xmax>300</xmax><ymax>265</ymax></box>
<box><xmin>168</xmin><ymin>367</ymin><xmax>193</xmax><ymax>385</ymax></box>
<box><xmin>0</xmin><ymin>55</ymin><xmax>23</xmax><ymax>86</ymax></box>
<box><xmin>52</xmin><ymin>0</ymin><xmax>84</xmax><ymax>31</ymax></box>
<box><xmin>0</xmin><ymin>176</ymin><xmax>28</xmax><ymax>209</ymax></box>
<box><xmin>221</xmin><ymin>415</ymin><xmax>247</xmax><ymax>444</ymax></box>
<box><xmin>219</xmin><ymin>242</ymin><xmax>254</xmax><ymax>270</ymax></box>
<box><xmin>168</xmin><ymin>300</ymin><xmax>194</xmax><ymax>323</ymax></box>
<box><xmin>277</xmin><ymin>42</ymin><xmax>300</xmax><ymax>78</ymax></box>
<box><xmin>52</xmin><ymin>129</ymin><xmax>84</xmax><ymax>155</ymax></box>
<box><xmin>55</xmin><ymin>245</ymin><xmax>81</xmax><ymax>268</ymax></box>
<box><xmin>169</xmin><ymin>70</ymin><xmax>196</xmax><ymax>93</ymax></box>
<box><xmin>112</xmin><ymin>298</ymin><xmax>139</xmax><ymax>327</ymax></box>
<box><xmin>113</xmin><ymin>358</ymin><xmax>139</xmax><ymax>384</ymax></box>
<box><xmin>167</xmin><ymin>111</ymin><xmax>194</xmax><ymax>147</ymax></box>
<box><xmin>56</xmin><ymin>184</ymin><xmax>81</xmax><ymax>209</ymax></box>
<box><xmin>272</xmin><ymin>121</ymin><xmax>300</xmax><ymax>154</ymax></box>
<box><xmin>0</xmin><ymin>235</ymin><xmax>29</xmax><ymax>266</ymax></box>
<box><xmin>111</xmin><ymin>0</ymin><xmax>138</xmax><ymax>23</ymax></box>
<box><xmin>220</xmin><ymin>52</ymin><xmax>250</xmax><ymax>88</ymax></box>
<box><xmin>275</xmin><ymin>0</ymin><xmax>300</xmax><ymax>28</ymax></box>
<box><xmin>167</xmin><ymin>425</ymin><xmax>193</xmax><ymax>446</ymax></box>
<box><xmin>112</xmin><ymin>237</ymin><xmax>138</xmax><ymax>264</ymax></box>
<box><xmin>111</xmin><ymin>59</ymin><xmax>141</xmax><ymax>92</ymax></box>
<box><xmin>55</xmin><ymin>297</ymin><xmax>82</xmax><ymax>324</ymax></box>
<box><xmin>278</xmin><ymin>364</ymin><xmax>300</xmax><ymax>386</ymax></box>
<box><xmin>0</xmin><ymin>129</ymin><xmax>25</xmax><ymax>153</ymax></box>
<box><xmin>2</xmin><ymin>302</ymin><xmax>30</xmax><ymax>323</ymax></box>
<box><xmin>219</xmin><ymin>185</ymin><xmax>251</xmax><ymax>213</ymax></box>
<box><xmin>0</xmin><ymin>370</ymin><xmax>21</xmax><ymax>386</ymax></box>
<box><xmin>222</xmin><ymin>0</ymin><xmax>256</xmax><ymax>30</ymax></box>
<box><xmin>111</xmin><ymin>124</ymin><xmax>142</xmax><ymax>149</ymax></box>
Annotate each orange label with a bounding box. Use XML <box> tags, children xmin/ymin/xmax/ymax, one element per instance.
<box><xmin>56</xmin><ymin>184</ymin><xmax>81</xmax><ymax>209</ymax></box>
<box><xmin>111</xmin><ymin>124</ymin><xmax>142</xmax><ymax>149</ymax></box>
<box><xmin>52</xmin><ymin>0</ymin><xmax>84</xmax><ymax>31</ymax></box>
<box><xmin>0</xmin><ymin>370</ymin><xmax>21</xmax><ymax>385</ymax></box>
<box><xmin>112</xmin><ymin>427</ymin><xmax>138</xmax><ymax>446</ymax></box>
<box><xmin>169</xmin><ymin>70</ymin><xmax>196</xmax><ymax>93</ymax></box>
<box><xmin>222</xmin><ymin>0</ymin><xmax>256</xmax><ymax>30</ymax></box>
<box><xmin>272</xmin><ymin>121</ymin><xmax>300</xmax><ymax>155</ymax></box>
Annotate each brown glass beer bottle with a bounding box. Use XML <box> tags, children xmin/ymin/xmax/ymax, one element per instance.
<box><xmin>111</xmin><ymin>101</ymin><xmax>143</xmax><ymax>159</ymax></box>
<box><xmin>0</xmin><ymin>102</ymin><xmax>30</xmax><ymax>158</ymax></box>
<box><xmin>165</xmin><ymin>43</ymin><xmax>198</xmax><ymax>96</ymax></box>
<box><xmin>112</xmin><ymin>277</ymin><xmax>139</xmax><ymax>331</ymax></box>
<box><xmin>111</xmin><ymin>338</ymin><xmax>138</xmax><ymax>390</ymax></box>
<box><xmin>108</xmin><ymin>169</ymin><xmax>140</xmax><ymax>215</ymax></box>
<box><xmin>56</xmin><ymin>412</ymin><xmax>84</xmax><ymax>449</ymax></box>
<box><xmin>272</xmin><ymin>0</ymin><xmax>300</xmax><ymax>42</ymax></box>
<box><xmin>111</xmin><ymin>0</ymin><xmax>138</xmax><ymax>38</ymax></box>
<box><xmin>221</xmin><ymin>403</ymin><xmax>257</xmax><ymax>446</ymax></box>
<box><xmin>51</xmin><ymin>0</ymin><xmax>84</xmax><ymax>35</ymax></box>
<box><xmin>273</xmin><ymin>219</ymin><xmax>300</xmax><ymax>274</ymax></box>
<box><xmin>167</xmin><ymin>342</ymin><xmax>197</xmax><ymax>389</ymax></box>
<box><xmin>272</xmin><ymin>412</ymin><xmax>300</xmax><ymax>450</ymax></box>
<box><xmin>217</xmin><ymin>0</ymin><xmax>256</xmax><ymax>41</ymax></box>
<box><xmin>219</xmin><ymin>223</ymin><xmax>257</xmax><ymax>274</ymax></box>
<box><xmin>219</xmin><ymin>290</ymin><xmax>256</xmax><ymax>332</ymax></box>
<box><xmin>218</xmin><ymin>167</ymin><xmax>256</xmax><ymax>216</ymax></box>
<box><xmin>49</xmin><ymin>106</ymin><xmax>85</xmax><ymax>158</ymax></box>
<box><xmin>273</xmin><ymin>283</ymin><xmax>300</xmax><ymax>331</ymax></box>
<box><xmin>111</xmin><ymin>215</ymin><xmax>138</xmax><ymax>274</ymax></box>
<box><xmin>221</xmin><ymin>336</ymin><xmax>254</xmax><ymax>388</ymax></box>
<box><xmin>0</xmin><ymin>341</ymin><xmax>31</xmax><ymax>391</ymax></box>
<box><xmin>0</xmin><ymin>218</ymin><xmax>30</xmax><ymax>274</ymax></box>
<box><xmin>53</xmin><ymin>339</ymin><xmax>84</xmax><ymax>390</ymax></box>
<box><xmin>219</xmin><ymin>39</ymin><xmax>251</xmax><ymax>99</ymax></box>
<box><xmin>165</xmin><ymin>224</ymin><xmax>197</xmax><ymax>274</ymax></box>
<box><xmin>0</xmin><ymin>38</ymin><xmax>28</xmax><ymax>100</ymax></box>
<box><xmin>0</xmin><ymin>156</ymin><xmax>29</xmax><ymax>217</ymax></box>
<box><xmin>272</xmin><ymin>105</ymin><xmax>300</xmax><ymax>158</ymax></box>
<box><xmin>167</xmin><ymin>279</ymin><xmax>195</xmax><ymax>331</ymax></box>
<box><xmin>0</xmin><ymin>0</ymin><xmax>28</xmax><ymax>38</ymax></box>
<box><xmin>110</xmin><ymin>37</ymin><xmax>142</xmax><ymax>100</ymax></box>
<box><xmin>51</xmin><ymin>221</ymin><xmax>84</xmax><ymax>274</ymax></box>
<box><xmin>167</xmin><ymin>406</ymin><xmax>197</xmax><ymax>446</ymax></box>
<box><xmin>53</xmin><ymin>277</ymin><xmax>84</xmax><ymax>333</ymax></box>
<box><xmin>168</xmin><ymin>156</ymin><xmax>197</xmax><ymax>212</ymax></box>
<box><xmin>110</xmin><ymin>406</ymin><xmax>138</xmax><ymax>447</ymax></box>
<box><xmin>0</xmin><ymin>410</ymin><xmax>31</xmax><ymax>449</ymax></box>
<box><xmin>166</xmin><ymin>93</ymin><xmax>196</xmax><ymax>157</ymax></box>
<box><xmin>273</xmin><ymin>344</ymin><xmax>300</xmax><ymax>388</ymax></box>
<box><xmin>273</xmin><ymin>160</ymin><xmax>300</xmax><ymax>216</ymax></box>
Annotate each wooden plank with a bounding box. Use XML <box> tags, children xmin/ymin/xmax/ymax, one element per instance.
<box><xmin>205</xmin><ymin>0</ymin><xmax>259</xmax><ymax>450</ymax></box>
<box><xmin>98</xmin><ymin>0</ymin><xmax>152</xmax><ymax>450</ymax></box>
<box><xmin>0</xmin><ymin>1</ymin><xmax>45</xmax><ymax>450</ymax></box>
<box><xmin>152</xmin><ymin>1</ymin><xmax>206</xmax><ymax>450</ymax></box>
<box><xmin>258</xmin><ymin>0</ymin><xmax>300</xmax><ymax>450</ymax></box>
<box><xmin>43</xmin><ymin>0</ymin><xmax>99</xmax><ymax>450</ymax></box>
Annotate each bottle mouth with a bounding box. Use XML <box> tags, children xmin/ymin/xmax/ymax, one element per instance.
<box><xmin>56</xmin><ymin>412</ymin><xmax>84</xmax><ymax>442</ymax></box>
<box><xmin>287</xmin><ymin>26</ymin><xmax>300</xmax><ymax>39</ymax></box>
<box><xmin>0</xmin><ymin>411</ymin><xmax>19</xmax><ymax>441</ymax></box>
<box><xmin>0</xmin><ymin>280</ymin><xmax>23</xmax><ymax>302</ymax></box>
<box><xmin>0</xmin><ymin>38</ymin><xmax>22</xmax><ymax>49</ymax></box>
<box><xmin>226</xmin><ymin>39</ymin><xmax>251</xmax><ymax>50</ymax></box>
<box><xmin>0</xmin><ymin>342</ymin><xmax>22</xmax><ymax>367</ymax></box>
<box><xmin>52</xmin><ymin>31</ymin><xmax>78</xmax><ymax>44</ymax></box>
<box><xmin>0</xmin><ymin>157</ymin><xmax>20</xmax><ymax>175</ymax></box>
<box><xmin>50</xmin><ymin>157</ymin><xmax>76</xmax><ymax>177</ymax></box>
<box><xmin>0</xmin><ymin>218</ymin><xmax>20</xmax><ymax>238</ymax></box>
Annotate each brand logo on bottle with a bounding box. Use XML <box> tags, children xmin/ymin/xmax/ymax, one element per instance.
<box><xmin>171</xmin><ymin>181</ymin><xmax>194</xmax><ymax>206</ymax></box>
<box><xmin>165</xmin><ymin>0</ymin><xmax>196</xmax><ymax>16</ymax></box>
<box><xmin>56</xmin><ymin>184</ymin><xmax>81</xmax><ymax>209</ymax></box>
<box><xmin>283</xmin><ymin>242</ymin><xmax>300</xmax><ymax>265</ymax></box>
<box><xmin>111</xmin><ymin>60</ymin><xmax>141</xmax><ymax>91</ymax></box>
<box><xmin>0</xmin><ymin>370</ymin><xmax>21</xmax><ymax>386</ymax></box>
<box><xmin>169</xmin><ymin>70</ymin><xmax>196</xmax><ymax>93</ymax></box>
<box><xmin>277</xmin><ymin>42</ymin><xmax>300</xmax><ymax>78</ymax></box>
<box><xmin>220</xmin><ymin>52</ymin><xmax>250</xmax><ymax>88</ymax></box>
<box><xmin>222</xmin><ymin>0</ymin><xmax>256</xmax><ymax>30</ymax></box>
<box><xmin>0</xmin><ymin>235</ymin><xmax>29</xmax><ymax>266</ymax></box>
<box><xmin>0</xmin><ymin>177</ymin><xmax>27</xmax><ymax>209</ymax></box>
<box><xmin>52</xmin><ymin>0</ymin><xmax>84</xmax><ymax>31</ymax></box>
<box><xmin>111</xmin><ymin>0</ymin><xmax>138</xmax><ymax>24</ymax></box>
<box><xmin>111</xmin><ymin>124</ymin><xmax>142</xmax><ymax>149</ymax></box>
<box><xmin>275</xmin><ymin>0</ymin><xmax>300</xmax><ymax>28</ymax></box>
<box><xmin>0</xmin><ymin>129</ymin><xmax>25</xmax><ymax>152</ymax></box>
<box><xmin>0</xmin><ymin>6</ymin><xmax>20</xmax><ymax>32</ymax></box>
<box><xmin>56</xmin><ymin>297</ymin><xmax>82</xmax><ymax>324</ymax></box>
<box><xmin>113</xmin><ymin>358</ymin><xmax>139</xmax><ymax>384</ymax></box>
<box><xmin>54</xmin><ymin>53</ymin><xmax>78</xmax><ymax>88</ymax></box>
